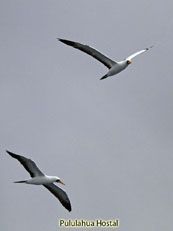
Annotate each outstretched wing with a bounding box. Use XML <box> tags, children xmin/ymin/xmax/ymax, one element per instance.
<box><xmin>43</xmin><ymin>183</ymin><xmax>72</xmax><ymax>212</ymax></box>
<box><xmin>58</xmin><ymin>38</ymin><xmax>116</xmax><ymax>69</ymax></box>
<box><xmin>6</xmin><ymin>150</ymin><xmax>44</xmax><ymax>177</ymax></box>
<box><xmin>126</xmin><ymin>46</ymin><xmax>153</xmax><ymax>61</ymax></box>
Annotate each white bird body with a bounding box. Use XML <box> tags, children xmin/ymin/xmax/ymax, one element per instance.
<box><xmin>58</xmin><ymin>38</ymin><xmax>153</xmax><ymax>80</ymax></box>
<box><xmin>107</xmin><ymin>60</ymin><xmax>129</xmax><ymax>77</ymax></box>
<box><xmin>25</xmin><ymin>175</ymin><xmax>61</xmax><ymax>185</ymax></box>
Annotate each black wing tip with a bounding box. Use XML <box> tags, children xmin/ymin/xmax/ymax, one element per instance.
<box><xmin>57</xmin><ymin>38</ymin><xmax>62</xmax><ymax>42</ymax></box>
<box><xmin>61</xmin><ymin>197</ymin><xmax>72</xmax><ymax>212</ymax></box>
<box><xmin>6</xmin><ymin>150</ymin><xmax>21</xmax><ymax>159</ymax></box>
<box><xmin>67</xmin><ymin>206</ymin><xmax>72</xmax><ymax>212</ymax></box>
<box><xmin>68</xmin><ymin>202</ymin><xmax>72</xmax><ymax>212</ymax></box>
<box><xmin>100</xmin><ymin>74</ymin><xmax>108</xmax><ymax>80</ymax></box>
<box><xmin>65</xmin><ymin>203</ymin><xmax>72</xmax><ymax>212</ymax></box>
<box><xmin>6</xmin><ymin>150</ymin><xmax>15</xmax><ymax>156</ymax></box>
<box><xmin>58</xmin><ymin>38</ymin><xmax>75</xmax><ymax>47</ymax></box>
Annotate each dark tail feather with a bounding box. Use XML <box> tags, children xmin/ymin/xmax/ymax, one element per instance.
<box><xmin>100</xmin><ymin>74</ymin><xmax>108</xmax><ymax>80</ymax></box>
<box><xmin>14</xmin><ymin>180</ymin><xmax>26</xmax><ymax>183</ymax></box>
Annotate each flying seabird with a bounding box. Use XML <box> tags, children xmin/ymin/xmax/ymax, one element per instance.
<box><xmin>6</xmin><ymin>150</ymin><xmax>72</xmax><ymax>212</ymax></box>
<box><xmin>58</xmin><ymin>38</ymin><xmax>153</xmax><ymax>80</ymax></box>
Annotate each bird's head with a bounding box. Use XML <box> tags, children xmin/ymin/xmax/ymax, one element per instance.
<box><xmin>127</xmin><ymin>60</ymin><xmax>132</xmax><ymax>65</ymax></box>
<box><xmin>55</xmin><ymin>177</ymin><xmax>65</xmax><ymax>185</ymax></box>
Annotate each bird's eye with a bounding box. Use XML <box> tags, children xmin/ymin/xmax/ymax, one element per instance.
<box><xmin>127</xmin><ymin>60</ymin><xmax>132</xmax><ymax>64</ymax></box>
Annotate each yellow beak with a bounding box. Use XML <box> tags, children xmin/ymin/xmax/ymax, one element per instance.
<box><xmin>59</xmin><ymin>180</ymin><xmax>65</xmax><ymax>185</ymax></box>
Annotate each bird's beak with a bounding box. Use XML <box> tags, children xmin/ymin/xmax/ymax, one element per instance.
<box><xmin>127</xmin><ymin>60</ymin><xmax>132</xmax><ymax>64</ymax></box>
<box><xmin>59</xmin><ymin>180</ymin><xmax>65</xmax><ymax>185</ymax></box>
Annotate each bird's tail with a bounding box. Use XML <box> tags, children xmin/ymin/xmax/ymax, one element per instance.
<box><xmin>14</xmin><ymin>180</ymin><xmax>27</xmax><ymax>183</ymax></box>
<box><xmin>100</xmin><ymin>74</ymin><xmax>108</xmax><ymax>80</ymax></box>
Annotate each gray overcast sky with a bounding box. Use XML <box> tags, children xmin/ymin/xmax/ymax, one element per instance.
<box><xmin>1</xmin><ymin>0</ymin><xmax>173</xmax><ymax>230</ymax></box>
